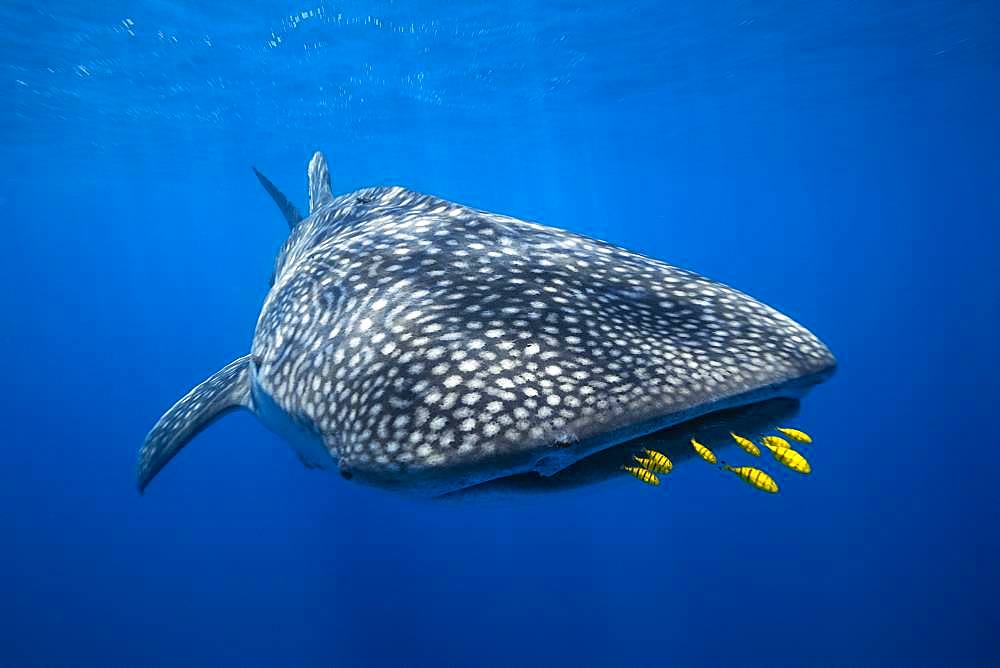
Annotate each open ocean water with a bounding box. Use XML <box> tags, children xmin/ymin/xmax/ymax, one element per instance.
<box><xmin>2</xmin><ymin>1</ymin><xmax>999</xmax><ymax>666</ymax></box>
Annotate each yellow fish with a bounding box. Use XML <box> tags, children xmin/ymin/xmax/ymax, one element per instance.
<box><xmin>730</xmin><ymin>432</ymin><xmax>761</xmax><ymax>457</ymax></box>
<box><xmin>639</xmin><ymin>449</ymin><xmax>672</xmax><ymax>474</ymax></box>
<box><xmin>622</xmin><ymin>465</ymin><xmax>660</xmax><ymax>486</ymax></box>
<box><xmin>777</xmin><ymin>427</ymin><xmax>813</xmax><ymax>444</ymax></box>
<box><xmin>690</xmin><ymin>438</ymin><xmax>718</xmax><ymax>465</ymax></box>
<box><xmin>761</xmin><ymin>435</ymin><xmax>792</xmax><ymax>451</ymax></box>
<box><xmin>632</xmin><ymin>456</ymin><xmax>658</xmax><ymax>471</ymax></box>
<box><xmin>723</xmin><ymin>465</ymin><xmax>779</xmax><ymax>493</ymax></box>
<box><xmin>763</xmin><ymin>442</ymin><xmax>812</xmax><ymax>474</ymax></box>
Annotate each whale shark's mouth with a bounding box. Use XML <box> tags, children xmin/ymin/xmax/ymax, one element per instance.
<box><xmin>445</xmin><ymin>396</ymin><xmax>804</xmax><ymax>498</ymax></box>
<box><xmin>346</xmin><ymin>365</ymin><xmax>834</xmax><ymax>498</ymax></box>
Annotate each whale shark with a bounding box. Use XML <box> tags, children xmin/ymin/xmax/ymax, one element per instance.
<box><xmin>138</xmin><ymin>151</ymin><xmax>836</xmax><ymax>496</ymax></box>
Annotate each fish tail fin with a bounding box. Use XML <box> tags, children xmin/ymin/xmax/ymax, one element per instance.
<box><xmin>137</xmin><ymin>355</ymin><xmax>253</xmax><ymax>493</ymax></box>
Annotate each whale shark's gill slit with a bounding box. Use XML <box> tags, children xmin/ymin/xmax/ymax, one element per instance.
<box><xmin>137</xmin><ymin>355</ymin><xmax>253</xmax><ymax>493</ymax></box>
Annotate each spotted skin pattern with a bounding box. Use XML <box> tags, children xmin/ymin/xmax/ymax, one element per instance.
<box><xmin>138</xmin><ymin>152</ymin><xmax>836</xmax><ymax>496</ymax></box>
<box><xmin>246</xmin><ymin>161</ymin><xmax>835</xmax><ymax>495</ymax></box>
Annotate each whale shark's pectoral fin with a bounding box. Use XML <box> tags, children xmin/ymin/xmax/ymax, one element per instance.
<box><xmin>307</xmin><ymin>151</ymin><xmax>334</xmax><ymax>213</ymax></box>
<box><xmin>252</xmin><ymin>167</ymin><xmax>303</xmax><ymax>228</ymax></box>
<box><xmin>137</xmin><ymin>355</ymin><xmax>253</xmax><ymax>493</ymax></box>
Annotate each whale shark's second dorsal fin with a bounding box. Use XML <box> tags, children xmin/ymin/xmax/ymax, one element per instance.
<box><xmin>137</xmin><ymin>355</ymin><xmax>253</xmax><ymax>493</ymax></box>
<box><xmin>252</xmin><ymin>167</ymin><xmax>303</xmax><ymax>228</ymax></box>
<box><xmin>308</xmin><ymin>151</ymin><xmax>334</xmax><ymax>213</ymax></box>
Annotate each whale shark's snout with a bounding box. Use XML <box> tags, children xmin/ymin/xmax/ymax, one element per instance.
<box><xmin>137</xmin><ymin>151</ymin><xmax>835</xmax><ymax>497</ymax></box>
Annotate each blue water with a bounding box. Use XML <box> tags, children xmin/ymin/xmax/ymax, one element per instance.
<box><xmin>3</xmin><ymin>1</ymin><xmax>999</xmax><ymax>665</ymax></box>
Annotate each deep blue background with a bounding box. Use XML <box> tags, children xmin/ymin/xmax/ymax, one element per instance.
<box><xmin>2</xmin><ymin>1</ymin><xmax>998</xmax><ymax>665</ymax></box>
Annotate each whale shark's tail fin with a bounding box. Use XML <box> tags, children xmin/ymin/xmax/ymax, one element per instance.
<box><xmin>137</xmin><ymin>355</ymin><xmax>253</xmax><ymax>493</ymax></box>
<box><xmin>252</xmin><ymin>167</ymin><xmax>303</xmax><ymax>228</ymax></box>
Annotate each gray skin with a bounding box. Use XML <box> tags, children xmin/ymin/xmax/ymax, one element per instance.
<box><xmin>137</xmin><ymin>152</ymin><xmax>836</xmax><ymax>496</ymax></box>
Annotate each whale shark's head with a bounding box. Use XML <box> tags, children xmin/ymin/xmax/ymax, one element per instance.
<box><xmin>244</xmin><ymin>153</ymin><xmax>836</xmax><ymax>496</ymax></box>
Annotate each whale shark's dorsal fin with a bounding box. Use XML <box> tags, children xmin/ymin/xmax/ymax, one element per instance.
<box><xmin>252</xmin><ymin>167</ymin><xmax>303</xmax><ymax>228</ymax></box>
<box><xmin>308</xmin><ymin>151</ymin><xmax>334</xmax><ymax>213</ymax></box>
<box><xmin>137</xmin><ymin>355</ymin><xmax>253</xmax><ymax>493</ymax></box>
